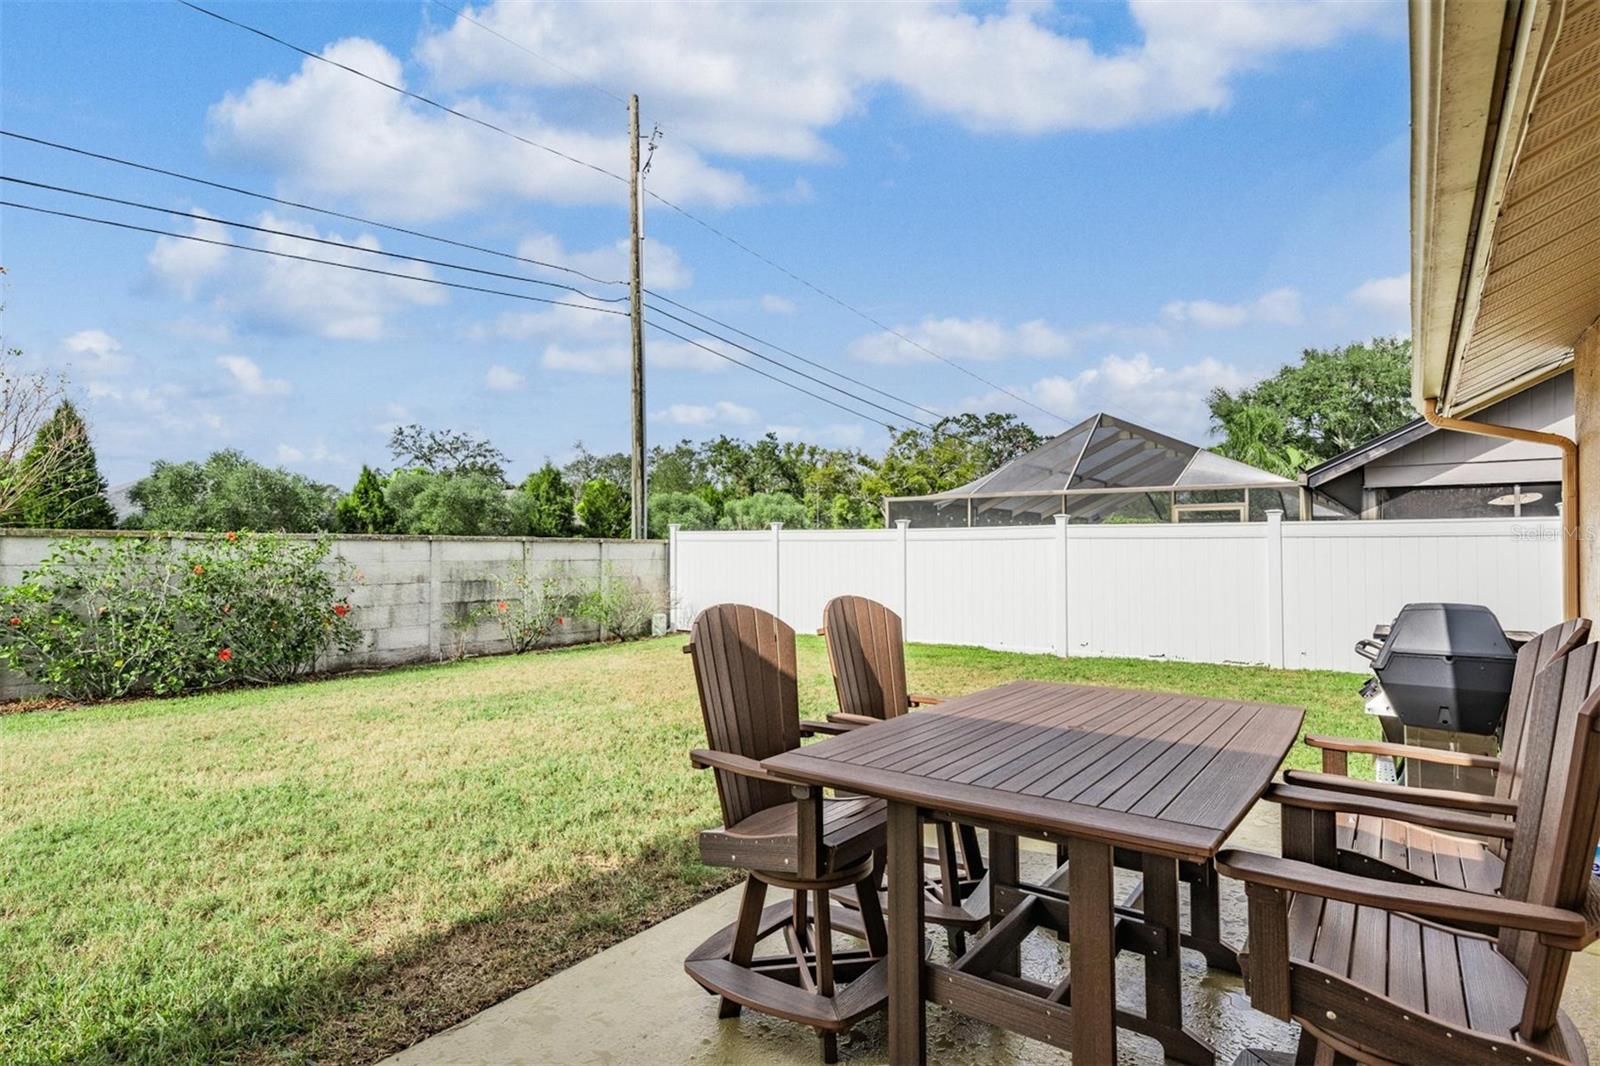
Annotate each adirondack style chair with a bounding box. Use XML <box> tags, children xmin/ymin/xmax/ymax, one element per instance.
<box><xmin>1276</xmin><ymin>618</ymin><xmax>1589</xmax><ymax>899</ymax></box>
<box><xmin>1221</xmin><ymin>641</ymin><xmax>1600</xmax><ymax>1066</ymax></box>
<box><xmin>818</xmin><ymin>594</ymin><xmax>988</xmax><ymax>950</ymax></box>
<box><xmin>682</xmin><ymin>603</ymin><xmax>890</xmax><ymax>1064</ymax></box>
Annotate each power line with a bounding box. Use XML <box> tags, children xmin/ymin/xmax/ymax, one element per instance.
<box><xmin>166</xmin><ymin>3</ymin><xmax>1055</xmax><ymax>427</ymax></box>
<box><xmin>0</xmin><ymin>199</ymin><xmax>631</xmax><ymax>314</ymax></box>
<box><xmin>646</xmin><ymin>321</ymin><xmax>902</xmax><ymax>431</ymax></box>
<box><xmin>3</xmin><ymin>131</ymin><xmax>952</xmax><ymax>432</ymax></box>
<box><xmin>642</xmin><ymin>188</ymin><xmax>1074</xmax><ymax>426</ymax></box>
<box><xmin>177</xmin><ymin>1</ymin><xmax>629</xmax><ymax>187</ymax></box>
<box><xmin>0</xmin><ymin>175</ymin><xmax>629</xmax><ymax>304</ymax></box>
<box><xmin>645</xmin><ymin>289</ymin><xmax>943</xmax><ymax>421</ymax></box>
<box><xmin>2</xmin><ymin>199</ymin><xmax>925</xmax><ymax>430</ymax></box>
<box><xmin>426</xmin><ymin>0</ymin><xmax>628</xmax><ymax>107</ymax></box>
<box><xmin>0</xmin><ymin>130</ymin><xmax>627</xmax><ymax>287</ymax></box>
<box><xmin>645</xmin><ymin>302</ymin><xmax>931</xmax><ymax>430</ymax></box>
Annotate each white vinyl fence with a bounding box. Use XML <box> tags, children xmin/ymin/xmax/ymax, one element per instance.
<box><xmin>669</xmin><ymin>515</ymin><xmax>1563</xmax><ymax>673</ymax></box>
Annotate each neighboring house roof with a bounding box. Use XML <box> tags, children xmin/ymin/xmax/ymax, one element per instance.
<box><xmin>1413</xmin><ymin>0</ymin><xmax>1600</xmax><ymax>416</ymax></box>
<box><xmin>890</xmin><ymin>412</ymin><xmax>1294</xmax><ymax>503</ymax></box>
<box><xmin>1301</xmin><ymin>419</ymin><xmax>1437</xmax><ymax>489</ymax></box>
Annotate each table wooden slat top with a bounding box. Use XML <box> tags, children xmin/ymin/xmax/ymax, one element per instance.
<box><xmin>765</xmin><ymin>680</ymin><xmax>1304</xmax><ymax>862</ymax></box>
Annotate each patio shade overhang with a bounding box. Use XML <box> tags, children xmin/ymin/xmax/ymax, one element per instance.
<box><xmin>1412</xmin><ymin>0</ymin><xmax>1600</xmax><ymax>419</ymax></box>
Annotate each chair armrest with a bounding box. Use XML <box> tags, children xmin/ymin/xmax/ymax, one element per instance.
<box><xmin>1265</xmin><ymin>782</ymin><xmax>1515</xmax><ymax>840</ymax></box>
<box><xmin>690</xmin><ymin>749</ymin><xmax>808</xmax><ymax>787</ymax></box>
<box><xmin>800</xmin><ymin>719</ymin><xmax>855</xmax><ymax>736</ymax></box>
<box><xmin>824</xmin><ymin>712</ymin><xmax>882</xmax><ymax>729</ymax></box>
<box><xmin>1304</xmin><ymin>734</ymin><xmax>1500</xmax><ymax>771</ymax></box>
<box><xmin>908</xmin><ymin>692</ymin><xmax>944</xmax><ymax>707</ymax></box>
<box><xmin>1217</xmin><ymin>849</ymin><xmax>1587</xmax><ymax>939</ymax></box>
<box><xmin>1280</xmin><ymin>770</ymin><xmax>1518</xmax><ymax>816</ymax></box>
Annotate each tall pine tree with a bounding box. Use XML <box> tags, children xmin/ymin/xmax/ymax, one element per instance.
<box><xmin>334</xmin><ymin>465</ymin><xmax>398</xmax><ymax>533</ymax></box>
<box><xmin>12</xmin><ymin>401</ymin><xmax>117</xmax><ymax>529</ymax></box>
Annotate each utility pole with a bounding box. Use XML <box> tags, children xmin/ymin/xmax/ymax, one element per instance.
<box><xmin>628</xmin><ymin>94</ymin><xmax>647</xmax><ymax>540</ymax></box>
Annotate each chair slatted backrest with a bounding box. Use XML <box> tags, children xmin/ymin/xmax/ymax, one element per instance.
<box><xmin>1498</xmin><ymin>642</ymin><xmax>1600</xmax><ymax>1038</ymax></box>
<box><xmin>1496</xmin><ymin>618</ymin><xmax>1590</xmax><ymax>808</ymax></box>
<box><xmin>687</xmin><ymin>603</ymin><xmax>802</xmax><ymax>828</ymax></box>
<box><xmin>822</xmin><ymin>596</ymin><xmax>909</xmax><ymax>721</ymax></box>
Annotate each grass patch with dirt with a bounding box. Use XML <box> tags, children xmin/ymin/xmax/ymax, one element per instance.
<box><xmin>0</xmin><ymin>636</ymin><xmax>1369</xmax><ymax>1064</ymax></box>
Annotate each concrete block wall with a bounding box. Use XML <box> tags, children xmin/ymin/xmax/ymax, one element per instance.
<box><xmin>0</xmin><ymin>531</ymin><xmax>669</xmax><ymax>700</ymax></box>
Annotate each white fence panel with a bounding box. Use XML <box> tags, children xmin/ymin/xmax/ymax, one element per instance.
<box><xmin>1281</xmin><ymin>518</ymin><xmax>1561</xmax><ymax>672</ymax></box>
<box><xmin>906</xmin><ymin>527</ymin><xmax>1056</xmax><ymax>653</ymax></box>
<box><xmin>669</xmin><ymin>516</ymin><xmax>1566</xmax><ymax>673</ymax></box>
<box><xmin>778</xmin><ymin>530</ymin><xmax>902</xmax><ymax>633</ymax></box>
<box><xmin>1067</xmin><ymin>523</ymin><xmax>1270</xmax><ymax>664</ymax></box>
<box><xmin>670</xmin><ymin>531</ymin><xmax>773</xmax><ymax>628</ymax></box>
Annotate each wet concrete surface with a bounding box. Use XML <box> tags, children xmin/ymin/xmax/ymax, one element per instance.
<box><xmin>386</xmin><ymin>802</ymin><xmax>1600</xmax><ymax>1065</ymax></box>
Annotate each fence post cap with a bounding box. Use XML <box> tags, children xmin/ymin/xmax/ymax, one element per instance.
<box><xmin>1053</xmin><ymin>513</ymin><xmax>1070</xmax><ymax>527</ymax></box>
<box><xmin>895</xmin><ymin>519</ymin><xmax>911</xmax><ymax>531</ymax></box>
<box><xmin>770</xmin><ymin>522</ymin><xmax>783</xmax><ymax>532</ymax></box>
<box><xmin>1265</xmin><ymin>508</ymin><xmax>1284</xmax><ymax>523</ymax></box>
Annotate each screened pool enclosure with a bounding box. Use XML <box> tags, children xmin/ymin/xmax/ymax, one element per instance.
<box><xmin>886</xmin><ymin>413</ymin><xmax>1305</xmax><ymax>527</ymax></box>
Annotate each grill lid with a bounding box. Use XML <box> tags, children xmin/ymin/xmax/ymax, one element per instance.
<box><xmin>1371</xmin><ymin>602</ymin><xmax>1514</xmax><ymax>668</ymax></box>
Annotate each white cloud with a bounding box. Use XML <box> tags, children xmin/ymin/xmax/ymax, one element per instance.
<box><xmin>848</xmin><ymin>316</ymin><xmax>1073</xmax><ymax>365</ymax></box>
<box><xmin>1349</xmin><ymin>273</ymin><xmax>1410</xmax><ymax>316</ymax></box>
<box><xmin>207</xmin><ymin>38</ymin><xmax>753</xmax><ymax>221</ymax></box>
<box><xmin>484</xmin><ymin>364</ymin><xmax>526</xmax><ymax>391</ymax></box>
<box><xmin>147</xmin><ymin>212</ymin><xmax>443</xmax><ymax>340</ymax></box>
<box><xmin>217</xmin><ymin>355</ymin><xmax>292</xmax><ymax>397</ymax></box>
<box><xmin>62</xmin><ymin>330</ymin><xmax>130</xmax><ymax>375</ymax></box>
<box><xmin>276</xmin><ymin>444</ymin><xmax>306</xmax><ymax>463</ymax></box>
<box><xmin>969</xmin><ymin>351</ymin><xmax>1256</xmax><ymax>443</ymax></box>
<box><xmin>766</xmin><ymin>422</ymin><xmax>867</xmax><ymax>447</ymax></box>
<box><xmin>541</xmin><ymin>339</ymin><xmax>729</xmax><ymax>374</ymax></box>
<box><xmin>651</xmin><ymin>400</ymin><xmax>759</xmax><ymax>426</ymax></box>
<box><xmin>1161</xmin><ymin>287</ymin><xmax>1303</xmax><ymax>328</ymax></box>
<box><xmin>516</xmin><ymin>232</ymin><xmax>692</xmax><ymax>291</ymax></box>
<box><xmin>419</xmin><ymin>1</ymin><xmax>1391</xmax><ymax>164</ymax></box>
<box><xmin>760</xmin><ymin>294</ymin><xmax>797</xmax><ymax>315</ymax></box>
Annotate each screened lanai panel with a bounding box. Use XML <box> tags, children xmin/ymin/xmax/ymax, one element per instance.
<box><xmin>1066</xmin><ymin>491</ymin><xmax>1169</xmax><ymax>523</ymax></box>
<box><xmin>969</xmin><ymin>421</ymin><xmax>1092</xmax><ymax>494</ymax></box>
<box><xmin>972</xmin><ymin>494</ymin><xmax>1064</xmax><ymax>526</ymax></box>
<box><xmin>1247</xmin><ymin>488</ymin><xmax>1302</xmax><ymax>520</ymax></box>
<box><xmin>1069</xmin><ymin>416</ymin><xmax>1195</xmax><ymax>490</ymax></box>
<box><xmin>886</xmin><ymin>498</ymin><xmax>969</xmax><ymax>527</ymax></box>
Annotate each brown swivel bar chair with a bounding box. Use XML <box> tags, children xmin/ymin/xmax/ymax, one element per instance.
<box><xmin>818</xmin><ymin>594</ymin><xmax>989</xmax><ymax>951</ymax></box>
<box><xmin>682</xmin><ymin>603</ymin><xmax>890</xmax><ymax>1064</ymax></box>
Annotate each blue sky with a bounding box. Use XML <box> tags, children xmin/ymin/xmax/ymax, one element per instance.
<box><xmin>0</xmin><ymin>0</ymin><xmax>1410</xmax><ymax>488</ymax></box>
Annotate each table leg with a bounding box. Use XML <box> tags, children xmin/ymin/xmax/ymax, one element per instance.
<box><xmin>1141</xmin><ymin>855</ymin><xmax>1215</xmax><ymax>1065</ymax></box>
<box><xmin>1187</xmin><ymin>859</ymin><xmax>1241</xmax><ymax>974</ymax></box>
<box><xmin>987</xmin><ymin>830</ymin><xmax>1020</xmax><ymax>977</ymax></box>
<box><xmin>887</xmin><ymin>801</ymin><xmax>925</xmax><ymax>1066</ymax></box>
<box><xmin>1068</xmin><ymin>836</ymin><xmax>1116</xmax><ymax>1064</ymax></box>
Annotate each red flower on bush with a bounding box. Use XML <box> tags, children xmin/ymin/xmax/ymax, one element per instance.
<box><xmin>557</xmin><ymin>616</ymin><xmax>565</xmax><ymax>625</ymax></box>
<box><xmin>7</xmin><ymin>616</ymin><xmax>20</xmax><ymax>626</ymax></box>
<box><xmin>192</xmin><ymin>565</ymin><xmax>205</xmax><ymax>576</ymax></box>
<box><xmin>333</xmin><ymin>602</ymin><xmax>350</xmax><ymax>617</ymax></box>
<box><xmin>225</xmin><ymin>531</ymin><xmax>238</xmax><ymax>542</ymax></box>
<box><xmin>497</xmin><ymin>601</ymin><xmax>508</xmax><ymax>612</ymax></box>
<box><xmin>217</xmin><ymin>648</ymin><xmax>233</xmax><ymax>662</ymax></box>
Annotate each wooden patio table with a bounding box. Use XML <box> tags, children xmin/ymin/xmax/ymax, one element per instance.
<box><xmin>764</xmin><ymin>680</ymin><xmax>1303</xmax><ymax>1065</ymax></box>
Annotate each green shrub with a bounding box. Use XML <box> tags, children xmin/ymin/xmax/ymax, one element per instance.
<box><xmin>484</xmin><ymin>562</ymin><xmax>583</xmax><ymax>652</ymax></box>
<box><xmin>385</xmin><ymin>469</ymin><xmax>513</xmax><ymax>535</ymax></box>
<box><xmin>719</xmin><ymin>491</ymin><xmax>808</xmax><ymax>530</ymax></box>
<box><xmin>0</xmin><ymin>532</ymin><xmax>360</xmax><ymax>700</ymax></box>
<box><xmin>182</xmin><ymin>533</ymin><xmax>362</xmax><ymax>685</ymax></box>
<box><xmin>647</xmin><ymin>491</ymin><xmax>715</xmax><ymax>536</ymax></box>
<box><xmin>575</xmin><ymin>563</ymin><xmax>659</xmax><ymax>641</ymax></box>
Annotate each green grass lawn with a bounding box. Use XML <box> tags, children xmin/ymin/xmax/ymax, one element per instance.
<box><xmin>0</xmin><ymin>636</ymin><xmax>1371</xmax><ymax>1065</ymax></box>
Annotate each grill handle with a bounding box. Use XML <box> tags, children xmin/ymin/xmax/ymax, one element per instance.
<box><xmin>1353</xmin><ymin>638</ymin><xmax>1383</xmax><ymax>663</ymax></box>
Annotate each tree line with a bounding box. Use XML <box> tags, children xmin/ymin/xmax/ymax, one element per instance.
<box><xmin>0</xmin><ymin>335</ymin><xmax>1413</xmax><ymax>536</ymax></box>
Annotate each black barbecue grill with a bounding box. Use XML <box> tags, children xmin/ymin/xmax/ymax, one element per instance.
<box><xmin>1355</xmin><ymin>602</ymin><xmax>1518</xmax><ymax>735</ymax></box>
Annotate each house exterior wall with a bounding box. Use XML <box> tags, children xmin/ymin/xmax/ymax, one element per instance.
<box><xmin>1574</xmin><ymin>324</ymin><xmax>1600</xmax><ymax>620</ymax></box>
<box><xmin>1364</xmin><ymin>373</ymin><xmax>1571</xmax><ymax>488</ymax></box>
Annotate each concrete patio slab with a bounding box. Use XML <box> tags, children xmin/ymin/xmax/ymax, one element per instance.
<box><xmin>385</xmin><ymin>803</ymin><xmax>1600</xmax><ymax>1065</ymax></box>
